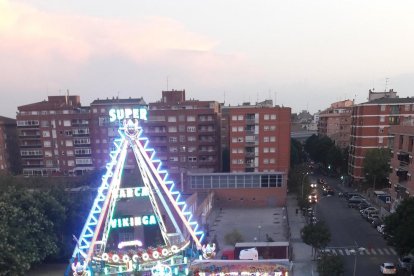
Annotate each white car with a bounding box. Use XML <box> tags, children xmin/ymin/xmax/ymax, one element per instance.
<box><xmin>377</xmin><ymin>224</ymin><xmax>385</xmax><ymax>234</ymax></box>
<box><xmin>380</xmin><ymin>262</ymin><xmax>397</xmax><ymax>275</ymax></box>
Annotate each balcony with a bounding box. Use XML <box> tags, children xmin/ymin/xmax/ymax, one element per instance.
<box><xmin>19</xmin><ymin>132</ymin><xmax>40</xmax><ymax>138</ymax></box>
<box><xmin>20</xmin><ymin>143</ymin><xmax>42</xmax><ymax>148</ymax></box>
<box><xmin>245</xmin><ymin>151</ymin><xmax>255</xmax><ymax>158</ymax></box>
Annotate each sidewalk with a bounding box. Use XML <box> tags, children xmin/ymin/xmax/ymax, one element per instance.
<box><xmin>286</xmin><ymin>194</ymin><xmax>319</xmax><ymax>276</ymax></box>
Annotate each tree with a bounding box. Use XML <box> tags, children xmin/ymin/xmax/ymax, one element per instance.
<box><xmin>384</xmin><ymin>198</ymin><xmax>414</xmax><ymax>256</ymax></box>
<box><xmin>301</xmin><ymin>221</ymin><xmax>331</xmax><ymax>258</ymax></box>
<box><xmin>224</xmin><ymin>229</ymin><xmax>244</xmax><ymax>245</ymax></box>
<box><xmin>291</xmin><ymin>138</ymin><xmax>304</xmax><ymax>168</ymax></box>
<box><xmin>0</xmin><ymin>187</ymin><xmax>63</xmax><ymax>275</ymax></box>
<box><xmin>362</xmin><ymin>148</ymin><xmax>392</xmax><ymax>189</ymax></box>
<box><xmin>317</xmin><ymin>254</ymin><xmax>344</xmax><ymax>276</ymax></box>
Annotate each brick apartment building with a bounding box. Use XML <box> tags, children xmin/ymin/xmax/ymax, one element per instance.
<box><xmin>0</xmin><ymin>116</ymin><xmax>19</xmax><ymax>174</ymax></box>
<box><xmin>17</xmin><ymin>95</ymin><xmax>92</xmax><ymax>176</ymax></box>
<box><xmin>223</xmin><ymin>100</ymin><xmax>291</xmax><ymax>173</ymax></box>
<box><xmin>189</xmin><ymin>100</ymin><xmax>291</xmax><ymax>207</ymax></box>
<box><xmin>318</xmin><ymin>99</ymin><xmax>353</xmax><ymax>149</ymax></box>
<box><xmin>144</xmin><ymin>90</ymin><xmax>221</xmax><ymax>185</ymax></box>
<box><xmin>89</xmin><ymin>97</ymin><xmax>147</xmax><ymax>172</ymax></box>
<box><xmin>348</xmin><ymin>90</ymin><xmax>414</xmax><ymax>182</ymax></box>
<box><xmin>388</xmin><ymin>118</ymin><xmax>414</xmax><ymax>205</ymax></box>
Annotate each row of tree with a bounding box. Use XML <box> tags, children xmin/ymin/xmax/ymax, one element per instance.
<box><xmin>304</xmin><ymin>135</ymin><xmax>348</xmax><ymax>173</ymax></box>
<box><xmin>0</xmin><ymin>174</ymin><xmax>98</xmax><ymax>275</ymax></box>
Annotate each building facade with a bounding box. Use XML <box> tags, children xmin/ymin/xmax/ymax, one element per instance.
<box><xmin>318</xmin><ymin>99</ymin><xmax>353</xmax><ymax>149</ymax></box>
<box><xmin>223</xmin><ymin>100</ymin><xmax>291</xmax><ymax>174</ymax></box>
<box><xmin>0</xmin><ymin>116</ymin><xmax>19</xmax><ymax>174</ymax></box>
<box><xmin>348</xmin><ymin>92</ymin><xmax>414</xmax><ymax>182</ymax></box>
<box><xmin>143</xmin><ymin>90</ymin><xmax>221</xmax><ymax>185</ymax></box>
<box><xmin>388</xmin><ymin>118</ymin><xmax>414</xmax><ymax>205</ymax></box>
<box><xmin>89</xmin><ymin>97</ymin><xmax>147</xmax><ymax>172</ymax></box>
<box><xmin>17</xmin><ymin>95</ymin><xmax>92</xmax><ymax>176</ymax></box>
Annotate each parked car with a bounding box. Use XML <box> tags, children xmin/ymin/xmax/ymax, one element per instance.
<box><xmin>398</xmin><ymin>256</ymin><xmax>412</xmax><ymax>271</ymax></box>
<box><xmin>380</xmin><ymin>262</ymin><xmax>397</xmax><ymax>275</ymax></box>
<box><xmin>362</xmin><ymin>208</ymin><xmax>379</xmax><ymax>218</ymax></box>
<box><xmin>366</xmin><ymin>213</ymin><xmax>380</xmax><ymax>223</ymax></box>
<box><xmin>360</xmin><ymin>207</ymin><xmax>377</xmax><ymax>215</ymax></box>
<box><xmin>348</xmin><ymin>195</ymin><xmax>365</xmax><ymax>202</ymax></box>
<box><xmin>371</xmin><ymin>218</ymin><xmax>383</xmax><ymax>228</ymax></box>
<box><xmin>345</xmin><ymin>192</ymin><xmax>361</xmax><ymax>200</ymax></box>
<box><xmin>358</xmin><ymin>201</ymin><xmax>371</xmax><ymax>210</ymax></box>
<box><xmin>348</xmin><ymin>198</ymin><xmax>366</xmax><ymax>208</ymax></box>
<box><xmin>377</xmin><ymin>224</ymin><xmax>385</xmax><ymax>234</ymax></box>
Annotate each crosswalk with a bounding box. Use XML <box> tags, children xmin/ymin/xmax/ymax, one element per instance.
<box><xmin>321</xmin><ymin>247</ymin><xmax>397</xmax><ymax>256</ymax></box>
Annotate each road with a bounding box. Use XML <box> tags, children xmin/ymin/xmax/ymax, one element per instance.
<box><xmin>309</xmin><ymin>174</ymin><xmax>404</xmax><ymax>276</ymax></box>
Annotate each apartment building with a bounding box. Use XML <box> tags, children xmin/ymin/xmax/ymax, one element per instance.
<box><xmin>318</xmin><ymin>99</ymin><xmax>353</xmax><ymax>149</ymax></box>
<box><xmin>17</xmin><ymin>95</ymin><xmax>92</xmax><ymax>176</ymax></box>
<box><xmin>348</xmin><ymin>91</ymin><xmax>414</xmax><ymax>182</ymax></box>
<box><xmin>0</xmin><ymin>116</ymin><xmax>19</xmax><ymax>174</ymax></box>
<box><xmin>388</xmin><ymin>118</ymin><xmax>414</xmax><ymax>205</ymax></box>
<box><xmin>143</xmin><ymin>90</ymin><xmax>221</xmax><ymax>185</ymax></box>
<box><xmin>222</xmin><ymin>100</ymin><xmax>291</xmax><ymax>173</ymax></box>
<box><xmin>89</xmin><ymin>97</ymin><xmax>146</xmax><ymax>171</ymax></box>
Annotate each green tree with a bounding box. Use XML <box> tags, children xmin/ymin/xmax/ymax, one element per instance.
<box><xmin>317</xmin><ymin>254</ymin><xmax>344</xmax><ymax>276</ymax></box>
<box><xmin>362</xmin><ymin>148</ymin><xmax>392</xmax><ymax>189</ymax></box>
<box><xmin>301</xmin><ymin>221</ymin><xmax>331</xmax><ymax>258</ymax></box>
<box><xmin>291</xmin><ymin>138</ymin><xmax>304</xmax><ymax>168</ymax></box>
<box><xmin>0</xmin><ymin>187</ymin><xmax>63</xmax><ymax>275</ymax></box>
<box><xmin>224</xmin><ymin>229</ymin><xmax>244</xmax><ymax>245</ymax></box>
<box><xmin>384</xmin><ymin>198</ymin><xmax>414</xmax><ymax>256</ymax></box>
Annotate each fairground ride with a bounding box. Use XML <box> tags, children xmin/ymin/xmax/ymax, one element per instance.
<box><xmin>66</xmin><ymin>107</ymin><xmax>214</xmax><ymax>276</ymax></box>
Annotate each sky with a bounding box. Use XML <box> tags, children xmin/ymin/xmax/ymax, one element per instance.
<box><xmin>1</xmin><ymin>0</ymin><xmax>414</xmax><ymax>118</ymax></box>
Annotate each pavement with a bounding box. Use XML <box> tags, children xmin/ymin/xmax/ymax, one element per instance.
<box><xmin>206</xmin><ymin>195</ymin><xmax>318</xmax><ymax>276</ymax></box>
<box><xmin>286</xmin><ymin>194</ymin><xmax>319</xmax><ymax>276</ymax></box>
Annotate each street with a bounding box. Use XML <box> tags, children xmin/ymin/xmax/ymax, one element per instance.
<box><xmin>310</xmin><ymin>174</ymin><xmax>403</xmax><ymax>276</ymax></box>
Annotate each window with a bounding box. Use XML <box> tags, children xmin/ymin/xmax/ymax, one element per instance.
<box><xmin>45</xmin><ymin>160</ymin><xmax>53</xmax><ymax>167</ymax></box>
<box><xmin>379</xmin><ymin>137</ymin><xmax>384</xmax><ymax>144</ymax></box>
<box><xmin>42</xmin><ymin>131</ymin><xmax>50</xmax><ymax>137</ymax></box>
<box><xmin>270</xmin><ymin>147</ymin><xmax>276</xmax><ymax>153</ymax></box>
<box><xmin>40</xmin><ymin>120</ymin><xmax>49</xmax><ymax>127</ymax></box>
<box><xmin>232</xmin><ymin>159</ymin><xmax>237</xmax><ymax>164</ymax></box>
<box><xmin>379</xmin><ymin>127</ymin><xmax>384</xmax><ymax>133</ymax></box>
<box><xmin>264</xmin><ymin>147</ymin><xmax>269</xmax><ymax>153</ymax></box>
<box><xmin>93</xmin><ymin>108</ymin><xmax>98</xmax><ymax>113</ymax></box>
<box><xmin>63</xmin><ymin>120</ymin><xmax>71</xmax><ymax>127</ymax></box>
<box><xmin>187</xmin><ymin>116</ymin><xmax>196</xmax><ymax>122</ymax></box>
<box><xmin>264</xmin><ymin>137</ymin><xmax>269</xmax><ymax>142</ymax></box>
<box><xmin>44</xmin><ymin>150</ymin><xmax>52</xmax><ymax>157</ymax></box>
<box><xmin>188</xmin><ymin>136</ymin><xmax>196</xmax><ymax>142</ymax></box>
<box><xmin>169</xmin><ymin>147</ymin><xmax>178</xmax><ymax>152</ymax></box>
<box><xmin>238</xmin><ymin>126</ymin><xmax>243</xmax><ymax>132</ymax></box>
<box><xmin>264</xmin><ymin>159</ymin><xmax>269</xmax><ymax>164</ymax></box>
<box><xmin>238</xmin><ymin>115</ymin><xmax>243</xmax><ymax>120</ymax></box>
<box><xmin>232</xmin><ymin>115</ymin><xmax>237</xmax><ymax>121</ymax></box>
<box><xmin>232</xmin><ymin>137</ymin><xmax>238</xmax><ymax>143</ymax></box>
<box><xmin>188</xmin><ymin>146</ymin><xmax>196</xmax><ymax>152</ymax></box>
<box><xmin>188</xmin><ymin>156</ymin><xmax>197</xmax><ymax>162</ymax></box>
<box><xmin>65</xmin><ymin>140</ymin><xmax>73</xmax><ymax>147</ymax></box>
<box><xmin>74</xmin><ymin>148</ymin><xmax>91</xmax><ymax>155</ymax></box>
<box><xmin>381</xmin><ymin>105</ymin><xmax>386</xmax><ymax>111</ymax></box>
<box><xmin>169</xmin><ymin>157</ymin><xmax>178</xmax><ymax>162</ymax></box>
<box><xmin>168</xmin><ymin>116</ymin><xmax>177</xmax><ymax>122</ymax></box>
<box><xmin>405</xmin><ymin>104</ymin><xmax>410</xmax><ymax>111</ymax></box>
<box><xmin>179</xmin><ymin>135</ymin><xmax>185</xmax><ymax>142</ymax></box>
<box><xmin>187</xmin><ymin>126</ymin><xmax>196</xmax><ymax>132</ymax></box>
<box><xmin>178</xmin><ymin>125</ymin><xmax>185</xmax><ymax>132</ymax></box>
<box><xmin>232</xmin><ymin>126</ymin><xmax>238</xmax><ymax>132</ymax></box>
<box><xmin>270</xmin><ymin>158</ymin><xmax>275</xmax><ymax>164</ymax></box>
<box><xmin>270</xmin><ymin>114</ymin><xmax>277</xmax><ymax>120</ymax></box>
<box><xmin>67</xmin><ymin>150</ymin><xmax>74</xmax><ymax>156</ymax></box>
<box><xmin>264</xmin><ymin>125</ymin><xmax>270</xmax><ymax>131</ymax></box>
<box><xmin>169</xmin><ymin>137</ymin><xmax>177</xmax><ymax>142</ymax></box>
<box><xmin>44</xmin><ymin>141</ymin><xmax>51</xmax><ymax>147</ymax></box>
<box><xmin>75</xmin><ymin>158</ymin><xmax>92</xmax><ymax>165</ymax></box>
<box><xmin>68</xmin><ymin>160</ymin><xmax>75</xmax><ymax>167</ymax></box>
<box><xmin>264</xmin><ymin>114</ymin><xmax>270</xmax><ymax>120</ymax></box>
<box><xmin>232</xmin><ymin>148</ymin><xmax>238</xmax><ymax>153</ymax></box>
<box><xmin>168</xmin><ymin>126</ymin><xmax>177</xmax><ymax>133</ymax></box>
<box><xmin>270</xmin><ymin>125</ymin><xmax>276</xmax><ymax>131</ymax></box>
<box><xmin>270</xmin><ymin>136</ymin><xmax>276</xmax><ymax>142</ymax></box>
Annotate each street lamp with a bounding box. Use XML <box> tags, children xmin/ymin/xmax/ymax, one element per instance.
<box><xmin>257</xmin><ymin>225</ymin><xmax>262</xmax><ymax>242</ymax></box>
<box><xmin>301</xmin><ymin>172</ymin><xmax>309</xmax><ymax>199</ymax></box>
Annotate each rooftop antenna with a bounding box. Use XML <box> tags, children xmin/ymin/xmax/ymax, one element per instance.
<box><xmin>385</xmin><ymin>77</ymin><xmax>389</xmax><ymax>91</ymax></box>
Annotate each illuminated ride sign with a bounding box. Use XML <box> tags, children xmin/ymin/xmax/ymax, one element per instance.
<box><xmin>109</xmin><ymin>107</ymin><xmax>148</xmax><ymax>122</ymax></box>
<box><xmin>114</xmin><ymin>187</ymin><xmax>149</xmax><ymax>199</ymax></box>
<box><xmin>110</xmin><ymin>215</ymin><xmax>157</xmax><ymax>229</ymax></box>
